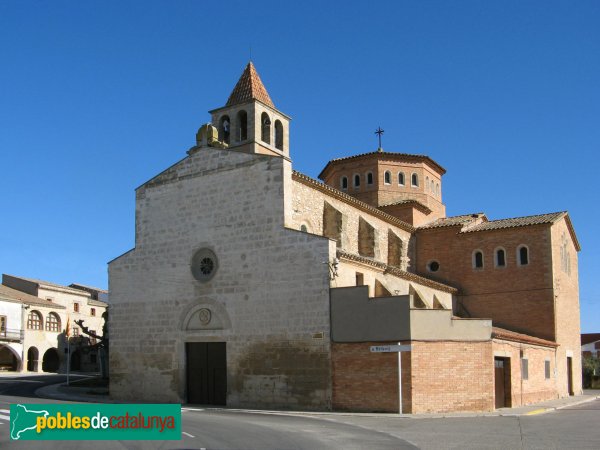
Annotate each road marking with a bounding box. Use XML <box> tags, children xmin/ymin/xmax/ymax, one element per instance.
<box><xmin>182</xmin><ymin>431</ymin><xmax>195</xmax><ymax>438</ymax></box>
<box><xmin>0</xmin><ymin>410</ymin><xmax>10</xmax><ymax>421</ymax></box>
<box><xmin>182</xmin><ymin>407</ymin><xmax>204</xmax><ymax>412</ymax></box>
<box><xmin>525</xmin><ymin>408</ymin><xmax>549</xmax><ymax>415</ymax></box>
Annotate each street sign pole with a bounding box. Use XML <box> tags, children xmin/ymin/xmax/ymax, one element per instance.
<box><xmin>398</xmin><ymin>344</ymin><xmax>403</xmax><ymax>414</ymax></box>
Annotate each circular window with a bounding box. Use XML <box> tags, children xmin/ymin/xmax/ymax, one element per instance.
<box><xmin>427</xmin><ymin>261</ymin><xmax>440</xmax><ymax>272</ymax></box>
<box><xmin>191</xmin><ymin>248</ymin><xmax>218</xmax><ymax>282</ymax></box>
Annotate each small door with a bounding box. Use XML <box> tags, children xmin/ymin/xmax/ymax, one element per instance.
<box><xmin>186</xmin><ymin>342</ymin><xmax>227</xmax><ymax>405</ymax></box>
<box><xmin>567</xmin><ymin>357</ymin><xmax>574</xmax><ymax>396</ymax></box>
<box><xmin>494</xmin><ymin>357</ymin><xmax>506</xmax><ymax>408</ymax></box>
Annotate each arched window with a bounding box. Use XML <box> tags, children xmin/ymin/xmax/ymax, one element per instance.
<box><xmin>431</xmin><ymin>180</ymin><xmax>435</xmax><ymax>193</ymax></box>
<box><xmin>384</xmin><ymin>171</ymin><xmax>391</xmax><ymax>185</ymax></box>
<box><xmin>518</xmin><ymin>245</ymin><xmax>529</xmax><ymax>266</ymax></box>
<box><xmin>398</xmin><ymin>172</ymin><xmax>405</xmax><ymax>186</ymax></box>
<box><xmin>366</xmin><ymin>172</ymin><xmax>374</xmax><ymax>185</ymax></box>
<box><xmin>495</xmin><ymin>248</ymin><xmax>506</xmax><ymax>267</ymax></box>
<box><xmin>27</xmin><ymin>310</ymin><xmax>43</xmax><ymax>330</ymax></box>
<box><xmin>219</xmin><ymin>115</ymin><xmax>230</xmax><ymax>144</ymax></box>
<box><xmin>411</xmin><ymin>173</ymin><xmax>419</xmax><ymax>187</ymax></box>
<box><xmin>340</xmin><ymin>176</ymin><xmax>348</xmax><ymax>190</ymax></box>
<box><xmin>354</xmin><ymin>174</ymin><xmax>361</xmax><ymax>188</ymax></box>
<box><xmin>300</xmin><ymin>224</ymin><xmax>308</xmax><ymax>232</ymax></box>
<box><xmin>274</xmin><ymin>120</ymin><xmax>284</xmax><ymax>150</ymax></box>
<box><xmin>45</xmin><ymin>313</ymin><xmax>61</xmax><ymax>332</ymax></box>
<box><xmin>436</xmin><ymin>183</ymin><xmax>440</xmax><ymax>196</ymax></box>
<box><xmin>261</xmin><ymin>112</ymin><xmax>271</xmax><ymax>144</ymax></box>
<box><xmin>426</xmin><ymin>176</ymin><xmax>429</xmax><ymax>190</ymax></box>
<box><xmin>236</xmin><ymin>110</ymin><xmax>248</xmax><ymax>141</ymax></box>
<box><xmin>472</xmin><ymin>250</ymin><xmax>484</xmax><ymax>269</ymax></box>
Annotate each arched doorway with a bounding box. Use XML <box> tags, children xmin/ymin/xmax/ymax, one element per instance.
<box><xmin>0</xmin><ymin>345</ymin><xmax>19</xmax><ymax>371</ymax></box>
<box><xmin>70</xmin><ymin>350</ymin><xmax>81</xmax><ymax>371</ymax></box>
<box><xmin>42</xmin><ymin>348</ymin><xmax>59</xmax><ymax>372</ymax></box>
<box><xmin>27</xmin><ymin>347</ymin><xmax>39</xmax><ymax>372</ymax></box>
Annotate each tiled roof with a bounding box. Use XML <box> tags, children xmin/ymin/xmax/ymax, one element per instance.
<box><xmin>69</xmin><ymin>283</ymin><xmax>108</xmax><ymax>294</ymax></box>
<box><xmin>418</xmin><ymin>213</ymin><xmax>485</xmax><ymax>230</ymax></box>
<box><xmin>582</xmin><ymin>333</ymin><xmax>600</xmax><ymax>345</ymax></box>
<box><xmin>292</xmin><ymin>171</ymin><xmax>415</xmax><ymax>233</ymax></box>
<box><xmin>462</xmin><ymin>212</ymin><xmax>567</xmax><ymax>233</ymax></box>
<box><xmin>337</xmin><ymin>249</ymin><xmax>458</xmax><ymax>294</ymax></box>
<box><xmin>4</xmin><ymin>274</ymin><xmax>90</xmax><ymax>296</ymax></box>
<box><xmin>379</xmin><ymin>200</ymin><xmax>432</xmax><ymax>214</ymax></box>
<box><xmin>318</xmin><ymin>151</ymin><xmax>446</xmax><ymax>180</ymax></box>
<box><xmin>492</xmin><ymin>326</ymin><xmax>558</xmax><ymax>348</ymax></box>
<box><xmin>226</xmin><ymin>62</ymin><xmax>275</xmax><ymax>108</ymax></box>
<box><xmin>0</xmin><ymin>284</ymin><xmax>65</xmax><ymax>309</ymax></box>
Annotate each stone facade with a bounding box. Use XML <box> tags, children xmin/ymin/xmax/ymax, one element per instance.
<box><xmin>108</xmin><ymin>62</ymin><xmax>582</xmax><ymax>413</ymax></box>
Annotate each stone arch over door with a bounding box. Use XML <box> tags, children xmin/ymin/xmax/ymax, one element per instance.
<box><xmin>180</xmin><ymin>299</ymin><xmax>232</xmax><ymax>331</ymax></box>
<box><xmin>0</xmin><ymin>344</ymin><xmax>20</xmax><ymax>371</ymax></box>
<box><xmin>42</xmin><ymin>348</ymin><xmax>60</xmax><ymax>372</ymax></box>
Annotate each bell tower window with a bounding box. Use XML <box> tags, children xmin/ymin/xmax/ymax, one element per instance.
<box><xmin>261</xmin><ymin>112</ymin><xmax>271</xmax><ymax>144</ymax></box>
<box><xmin>398</xmin><ymin>172</ymin><xmax>405</xmax><ymax>186</ymax></box>
<box><xmin>384</xmin><ymin>171</ymin><xmax>391</xmax><ymax>185</ymax></box>
<box><xmin>237</xmin><ymin>110</ymin><xmax>248</xmax><ymax>141</ymax></box>
<box><xmin>354</xmin><ymin>174</ymin><xmax>361</xmax><ymax>188</ymax></box>
<box><xmin>411</xmin><ymin>173</ymin><xmax>419</xmax><ymax>187</ymax></box>
<box><xmin>367</xmin><ymin>172</ymin><xmax>374</xmax><ymax>185</ymax></box>
<box><xmin>219</xmin><ymin>115</ymin><xmax>230</xmax><ymax>144</ymax></box>
<box><xmin>341</xmin><ymin>176</ymin><xmax>348</xmax><ymax>190</ymax></box>
<box><xmin>274</xmin><ymin>120</ymin><xmax>284</xmax><ymax>150</ymax></box>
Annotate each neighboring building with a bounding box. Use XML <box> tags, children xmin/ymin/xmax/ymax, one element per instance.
<box><xmin>582</xmin><ymin>333</ymin><xmax>600</xmax><ymax>359</ymax></box>
<box><xmin>0</xmin><ymin>275</ymin><xmax>108</xmax><ymax>373</ymax></box>
<box><xmin>108</xmin><ymin>62</ymin><xmax>582</xmax><ymax>413</ymax></box>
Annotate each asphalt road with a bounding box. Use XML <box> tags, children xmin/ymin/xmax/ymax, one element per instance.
<box><xmin>0</xmin><ymin>375</ymin><xmax>599</xmax><ymax>449</ymax></box>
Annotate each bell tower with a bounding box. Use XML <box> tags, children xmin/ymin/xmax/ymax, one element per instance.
<box><xmin>208</xmin><ymin>62</ymin><xmax>291</xmax><ymax>158</ymax></box>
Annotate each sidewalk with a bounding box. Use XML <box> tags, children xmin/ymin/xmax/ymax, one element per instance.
<box><xmin>35</xmin><ymin>380</ymin><xmax>600</xmax><ymax>418</ymax></box>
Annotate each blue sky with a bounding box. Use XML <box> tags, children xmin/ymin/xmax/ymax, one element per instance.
<box><xmin>1</xmin><ymin>1</ymin><xmax>598</xmax><ymax>331</ymax></box>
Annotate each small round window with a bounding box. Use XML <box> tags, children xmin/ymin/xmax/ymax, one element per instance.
<box><xmin>427</xmin><ymin>261</ymin><xmax>440</xmax><ymax>272</ymax></box>
<box><xmin>191</xmin><ymin>248</ymin><xmax>218</xmax><ymax>282</ymax></box>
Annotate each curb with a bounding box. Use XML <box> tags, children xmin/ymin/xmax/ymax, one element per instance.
<box><xmin>35</xmin><ymin>383</ymin><xmax>600</xmax><ymax>418</ymax></box>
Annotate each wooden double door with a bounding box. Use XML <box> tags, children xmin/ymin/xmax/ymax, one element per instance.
<box><xmin>186</xmin><ymin>342</ymin><xmax>227</xmax><ymax>405</ymax></box>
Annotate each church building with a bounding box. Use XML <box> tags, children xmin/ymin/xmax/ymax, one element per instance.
<box><xmin>108</xmin><ymin>63</ymin><xmax>582</xmax><ymax>413</ymax></box>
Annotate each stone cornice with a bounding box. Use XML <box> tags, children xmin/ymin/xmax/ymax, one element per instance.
<box><xmin>336</xmin><ymin>250</ymin><xmax>458</xmax><ymax>294</ymax></box>
<box><xmin>292</xmin><ymin>171</ymin><xmax>415</xmax><ymax>233</ymax></box>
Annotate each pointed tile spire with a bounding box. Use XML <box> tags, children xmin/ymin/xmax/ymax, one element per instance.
<box><xmin>226</xmin><ymin>62</ymin><xmax>275</xmax><ymax>108</ymax></box>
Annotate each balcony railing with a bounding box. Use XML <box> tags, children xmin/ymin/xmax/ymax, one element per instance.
<box><xmin>0</xmin><ymin>328</ymin><xmax>24</xmax><ymax>342</ymax></box>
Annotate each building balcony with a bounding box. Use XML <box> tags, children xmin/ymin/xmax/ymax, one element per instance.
<box><xmin>0</xmin><ymin>328</ymin><xmax>24</xmax><ymax>342</ymax></box>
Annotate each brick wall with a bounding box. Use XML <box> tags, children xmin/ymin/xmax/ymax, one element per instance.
<box><xmin>550</xmin><ymin>218</ymin><xmax>582</xmax><ymax>396</ymax></box>
<box><xmin>416</xmin><ymin>226</ymin><xmax>556</xmax><ymax>340</ymax></box>
<box><xmin>331</xmin><ymin>342</ymin><xmax>411</xmax><ymax>413</ymax></box>
<box><xmin>410</xmin><ymin>341</ymin><xmax>494</xmax><ymax>413</ymax></box>
<box><xmin>493</xmin><ymin>340</ymin><xmax>557</xmax><ymax>406</ymax></box>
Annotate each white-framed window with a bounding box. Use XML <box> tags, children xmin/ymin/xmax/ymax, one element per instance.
<box><xmin>495</xmin><ymin>247</ymin><xmax>507</xmax><ymax>268</ymax></box>
<box><xmin>340</xmin><ymin>176</ymin><xmax>348</xmax><ymax>190</ymax></box>
<box><xmin>353</xmin><ymin>174</ymin><xmax>361</xmax><ymax>188</ymax></box>
<box><xmin>411</xmin><ymin>173</ymin><xmax>419</xmax><ymax>187</ymax></box>
<box><xmin>384</xmin><ymin>171</ymin><xmax>391</xmax><ymax>185</ymax></box>
<box><xmin>398</xmin><ymin>172</ymin><xmax>405</xmax><ymax>186</ymax></box>
<box><xmin>517</xmin><ymin>245</ymin><xmax>530</xmax><ymax>266</ymax></box>
<box><xmin>472</xmin><ymin>250</ymin><xmax>484</xmax><ymax>269</ymax></box>
<box><xmin>366</xmin><ymin>172</ymin><xmax>374</xmax><ymax>185</ymax></box>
